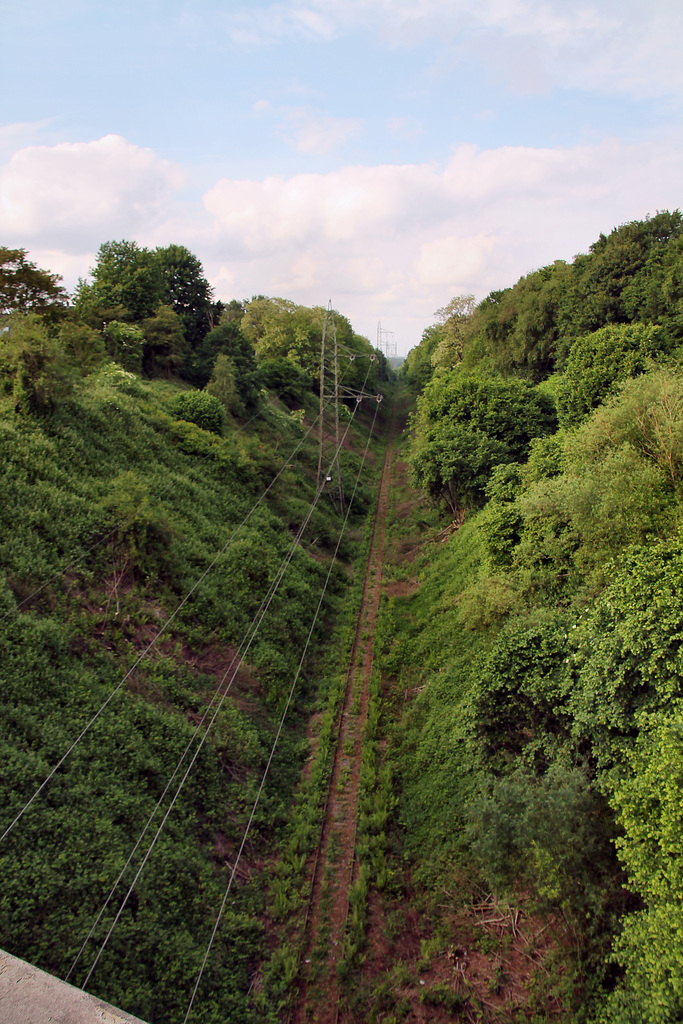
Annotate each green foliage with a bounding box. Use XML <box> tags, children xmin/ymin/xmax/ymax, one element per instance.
<box><xmin>242</xmin><ymin>297</ymin><xmax>379</xmax><ymax>395</ymax></box>
<box><xmin>190</xmin><ymin>320</ymin><xmax>260</xmax><ymax>409</ymax></box>
<box><xmin>478</xmin><ymin>499</ymin><xmax>522</xmax><ymax>569</ymax></box>
<box><xmin>410</xmin><ymin>417</ymin><xmax>510</xmax><ymax>513</ymax></box>
<box><xmin>141</xmin><ymin>304</ymin><xmax>188</xmax><ymax>377</ymax></box>
<box><xmin>79</xmin><ymin>240</ymin><xmax>164</xmax><ymax>322</ymax></box>
<box><xmin>0</xmin><ymin>246</ymin><xmax>68</xmax><ymax>320</ymax></box>
<box><xmin>409</xmin><ymin>371</ymin><xmax>556</xmax><ymax>512</ymax></box>
<box><xmin>468</xmin><ymin>767</ymin><xmax>617</xmax><ymax>930</ymax></box>
<box><xmin>464</xmin><ymin>261</ymin><xmax>572</xmax><ymax>380</ymax></box>
<box><xmin>568</xmin><ymin>368</ymin><xmax>683</xmax><ymax>489</ymax></box>
<box><xmin>258</xmin><ymin>356</ymin><xmax>312</xmax><ymax>406</ymax></box>
<box><xmin>570</xmin><ymin>541</ymin><xmax>683</xmax><ymax>774</ymax></box>
<box><xmin>170</xmin><ymin>390</ymin><xmax>227</xmax><ymax>435</ymax></box>
<box><xmin>387</xmin><ymin>214</ymin><xmax>683</xmax><ymax>1023</ymax></box>
<box><xmin>103</xmin><ymin>320</ymin><xmax>145</xmax><ymax>374</ymax></box>
<box><xmin>58</xmin><ymin>321</ymin><xmax>106</xmax><ymax>375</ymax></box>
<box><xmin>602</xmin><ymin>714</ymin><xmax>683</xmax><ymax>1023</ymax></box>
<box><xmin>558</xmin><ymin>322</ymin><xmax>671</xmax><ymax>427</ymax></box>
<box><xmin>401</xmin><ymin>324</ymin><xmax>442</xmax><ymax>391</ymax></box>
<box><xmin>0</xmin><ymin>314</ymin><xmax>74</xmax><ymax>415</ymax></box>
<box><xmin>205</xmin><ymin>353</ymin><xmax>239</xmax><ymax>416</ymax></box>
<box><xmin>472</xmin><ymin>612</ymin><xmax>571</xmax><ymax>769</ymax></box>
<box><xmin>559</xmin><ymin>211</ymin><xmax>683</xmax><ymax>342</ymax></box>
<box><xmin>429</xmin><ymin>294</ymin><xmax>476</xmax><ymax>370</ymax></box>
<box><xmin>241</xmin><ymin>296</ymin><xmax>322</xmax><ymax>369</ymax></box>
<box><xmin>155</xmin><ymin>243</ymin><xmax>214</xmax><ymax>350</ymax></box>
<box><xmin>0</xmin><ymin>347</ymin><xmax>379</xmax><ymax>1021</ymax></box>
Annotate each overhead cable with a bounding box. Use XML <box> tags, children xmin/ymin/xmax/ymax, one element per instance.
<box><xmin>0</xmin><ymin>372</ymin><xmax>356</xmax><ymax>847</ymax></box>
<box><xmin>183</xmin><ymin>391</ymin><xmax>382</xmax><ymax>1023</ymax></box>
<box><xmin>77</xmin><ymin>370</ymin><xmax>372</xmax><ymax>992</ymax></box>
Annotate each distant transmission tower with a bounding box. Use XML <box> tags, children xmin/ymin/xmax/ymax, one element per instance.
<box><xmin>318</xmin><ymin>302</ymin><xmax>344</xmax><ymax>513</ymax></box>
<box><xmin>376</xmin><ymin>321</ymin><xmax>397</xmax><ymax>359</ymax></box>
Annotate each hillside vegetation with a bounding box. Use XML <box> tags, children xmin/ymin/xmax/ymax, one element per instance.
<box><xmin>0</xmin><ymin>242</ymin><xmax>388</xmax><ymax>1022</ymax></box>
<box><xmin>4</xmin><ymin>209</ymin><xmax>683</xmax><ymax>1023</ymax></box>
<box><xmin>373</xmin><ymin>210</ymin><xmax>683</xmax><ymax>1022</ymax></box>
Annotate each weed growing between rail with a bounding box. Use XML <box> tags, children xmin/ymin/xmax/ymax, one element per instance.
<box><xmin>254</xmin><ymin>453</ymin><xmax>384</xmax><ymax>1018</ymax></box>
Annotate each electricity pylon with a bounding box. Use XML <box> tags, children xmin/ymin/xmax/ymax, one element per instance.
<box><xmin>376</xmin><ymin>320</ymin><xmax>397</xmax><ymax>358</ymax></box>
<box><xmin>317</xmin><ymin>302</ymin><xmax>344</xmax><ymax>513</ymax></box>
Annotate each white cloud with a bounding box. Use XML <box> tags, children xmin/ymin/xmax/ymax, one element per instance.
<box><xmin>224</xmin><ymin>0</ymin><xmax>683</xmax><ymax>99</ymax></box>
<box><xmin>201</xmin><ymin>134</ymin><xmax>683</xmax><ymax>348</ymax></box>
<box><xmin>2</xmin><ymin>131</ymin><xmax>682</xmax><ymax>353</ymax></box>
<box><xmin>275</xmin><ymin>108</ymin><xmax>364</xmax><ymax>154</ymax></box>
<box><xmin>0</xmin><ymin>134</ymin><xmax>185</xmax><ymax>251</ymax></box>
<box><xmin>415</xmin><ymin>233</ymin><xmax>495</xmax><ymax>287</ymax></box>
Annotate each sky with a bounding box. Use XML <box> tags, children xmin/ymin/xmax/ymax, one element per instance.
<box><xmin>1</xmin><ymin>0</ymin><xmax>682</xmax><ymax>355</ymax></box>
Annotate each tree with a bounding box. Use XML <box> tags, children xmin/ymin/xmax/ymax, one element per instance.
<box><xmin>155</xmin><ymin>244</ymin><xmax>214</xmax><ymax>349</ymax></box>
<box><xmin>410</xmin><ymin>418</ymin><xmax>510</xmax><ymax>513</ymax></box>
<box><xmin>604</xmin><ymin>713</ymin><xmax>683</xmax><ymax>1024</ymax></box>
<box><xmin>103</xmin><ymin>321</ymin><xmax>145</xmax><ymax>374</ymax></box>
<box><xmin>241</xmin><ymin>296</ymin><xmax>321</xmax><ymax>369</ymax></box>
<box><xmin>409</xmin><ymin>372</ymin><xmax>556</xmax><ymax>512</ymax></box>
<box><xmin>0</xmin><ymin>314</ymin><xmax>73</xmax><ymax>415</ymax></box>
<box><xmin>205</xmin><ymin>353</ymin><xmax>239</xmax><ymax>416</ymax></box>
<box><xmin>0</xmin><ymin>248</ymin><xmax>68</xmax><ymax>321</ymax></box>
<box><xmin>169</xmin><ymin>391</ymin><xmax>226</xmax><ymax>436</ymax></box>
<box><xmin>569</xmin><ymin>540</ymin><xmax>683</xmax><ymax>773</ymax></box>
<box><xmin>460</xmin><ymin>263</ymin><xmax>571</xmax><ymax>380</ymax></box>
<box><xmin>557</xmin><ymin>322</ymin><xmax>670</xmax><ymax>427</ymax></box>
<box><xmin>558</xmin><ymin>211</ymin><xmax>683</xmax><ymax>342</ymax></box>
<box><xmin>401</xmin><ymin>324</ymin><xmax>442</xmax><ymax>392</ymax></box>
<box><xmin>79</xmin><ymin>240</ymin><xmax>164</xmax><ymax>322</ymax></box>
<box><xmin>141</xmin><ymin>304</ymin><xmax>188</xmax><ymax>377</ymax></box>
<box><xmin>192</xmin><ymin>320</ymin><xmax>260</xmax><ymax>410</ymax></box>
<box><xmin>430</xmin><ymin>293</ymin><xmax>476</xmax><ymax>369</ymax></box>
<box><xmin>257</xmin><ymin>356</ymin><xmax>311</xmax><ymax>407</ymax></box>
<box><xmin>57</xmin><ymin>321</ymin><xmax>105</xmax><ymax>376</ymax></box>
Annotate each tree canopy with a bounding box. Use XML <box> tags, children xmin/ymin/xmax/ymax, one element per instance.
<box><xmin>0</xmin><ymin>247</ymin><xmax>68</xmax><ymax>320</ymax></box>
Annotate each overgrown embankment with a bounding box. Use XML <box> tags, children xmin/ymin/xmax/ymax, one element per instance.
<box><xmin>345</xmin><ymin>211</ymin><xmax>683</xmax><ymax>1024</ymax></box>
<box><xmin>0</xmin><ymin>365</ymin><xmax>383</xmax><ymax>1024</ymax></box>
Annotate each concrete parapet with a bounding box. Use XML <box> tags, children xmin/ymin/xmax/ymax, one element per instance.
<box><xmin>0</xmin><ymin>948</ymin><xmax>147</xmax><ymax>1024</ymax></box>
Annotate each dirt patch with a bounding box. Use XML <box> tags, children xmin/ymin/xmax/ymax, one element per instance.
<box><xmin>386</xmin><ymin>579</ymin><xmax>420</xmax><ymax>598</ymax></box>
<box><xmin>353</xmin><ymin>883</ymin><xmax>567</xmax><ymax>1023</ymax></box>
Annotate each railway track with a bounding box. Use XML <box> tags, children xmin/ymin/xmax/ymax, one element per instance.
<box><xmin>291</xmin><ymin>395</ymin><xmax>398</xmax><ymax>1024</ymax></box>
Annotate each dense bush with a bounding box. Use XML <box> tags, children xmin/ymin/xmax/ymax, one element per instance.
<box><xmin>169</xmin><ymin>390</ymin><xmax>226</xmax><ymax>435</ymax></box>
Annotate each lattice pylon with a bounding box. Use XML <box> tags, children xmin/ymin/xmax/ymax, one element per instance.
<box><xmin>317</xmin><ymin>302</ymin><xmax>344</xmax><ymax>513</ymax></box>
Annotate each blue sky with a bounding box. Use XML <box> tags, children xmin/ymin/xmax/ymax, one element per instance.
<box><xmin>2</xmin><ymin>0</ymin><xmax>682</xmax><ymax>353</ymax></box>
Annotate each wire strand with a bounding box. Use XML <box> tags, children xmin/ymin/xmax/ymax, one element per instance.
<box><xmin>68</xmin><ymin>471</ymin><xmax>322</xmax><ymax>984</ymax></box>
<box><xmin>183</xmin><ymin>392</ymin><xmax>382</xmax><ymax>1023</ymax></box>
<box><xmin>0</xmin><ymin>376</ymin><xmax>341</xmax><ymax>624</ymax></box>
<box><xmin>0</xmin><ymin>379</ymin><xmax>358</xmax><ymax>847</ymax></box>
<box><xmin>77</xmin><ymin>373</ymin><xmax>373</xmax><ymax>991</ymax></box>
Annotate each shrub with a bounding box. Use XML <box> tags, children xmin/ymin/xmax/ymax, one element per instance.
<box><xmin>169</xmin><ymin>390</ymin><xmax>226</xmax><ymax>435</ymax></box>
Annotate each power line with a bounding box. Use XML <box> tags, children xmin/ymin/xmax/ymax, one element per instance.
<box><xmin>69</xmin><ymin>465</ymin><xmax>323</xmax><ymax>985</ymax></box>
<box><xmin>184</xmin><ymin>390</ymin><xmax>382</xmax><ymax>1023</ymax></box>
<box><xmin>77</xmin><ymin>373</ymin><xmax>373</xmax><ymax>993</ymax></box>
<box><xmin>0</xmin><ymin>377</ymin><xmax>330</xmax><ymax>625</ymax></box>
<box><xmin>0</xmin><ymin>377</ymin><xmax>358</xmax><ymax>847</ymax></box>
